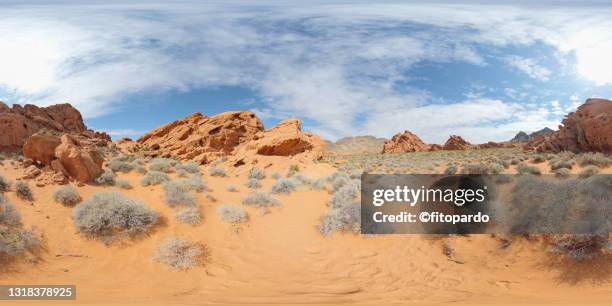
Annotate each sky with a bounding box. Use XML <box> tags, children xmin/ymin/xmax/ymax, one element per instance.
<box><xmin>1</xmin><ymin>0</ymin><xmax>612</xmax><ymax>144</ymax></box>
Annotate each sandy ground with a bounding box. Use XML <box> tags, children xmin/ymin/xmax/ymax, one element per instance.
<box><xmin>0</xmin><ymin>158</ymin><xmax>611</xmax><ymax>306</ymax></box>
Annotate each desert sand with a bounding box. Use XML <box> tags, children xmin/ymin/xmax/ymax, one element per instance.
<box><xmin>1</xmin><ymin>155</ymin><xmax>610</xmax><ymax>306</ymax></box>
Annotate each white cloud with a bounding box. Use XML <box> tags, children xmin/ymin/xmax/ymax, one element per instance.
<box><xmin>0</xmin><ymin>1</ymin><xmax>610</xmax><ymax>142</ymax></box>
<box><xmin>505</xmin><ymin>56</ymin><xmax>551</xmax><ymax>81</ymax></box>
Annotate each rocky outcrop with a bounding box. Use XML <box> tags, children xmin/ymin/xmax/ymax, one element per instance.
<box><xmin>23</xmin><ymin>131</ymin><xmax>104</xmax><ymax>182</ymax></box>
<box><xmin>511</xmin><ymin>127</ymin><xmax>554</xmax><ymax>142</ymax></box>
<box><xmin>525</xmin><ymin>98</ymin><xmax>612</xmax><ymax>153</ymax></box>
<box><xmin>477</xmin><ymin>141</ymin><xmax>505</xmax><ymax>149</ymax></box>
<box><xmin>428</xmin><ymin>144</ymin><xmax>443</xmax><ymax>151</ymax></box>
<box><xmin>382</xmin><ymin>130</ymin><xmax>428</xmax><ymax>153</ymax></box>
<box><xmin>231</xmin><ymin>118</ymin><xmax>325</xmax><ymax>166</ymax></box>
<box><xmin>326</xmin><ymin>136</ymin><xmax>387</xmax><ymax>155</ymax></box>
<box><xmin>443</xmin><ymin>135</ymin><xmax>471</xmax><ymax>150</ymax></box>
<box><xmin>0</xmin><ymin>102</ymin><xmax>92</xmax><ymax>151</ymax></box>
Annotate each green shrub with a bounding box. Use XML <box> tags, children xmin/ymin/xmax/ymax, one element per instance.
<box><xmin>72</xmin><ymin>192</ymin><xmax>159</xmax><ymax>240</ymax></box>
<box><xmin>217</xmin><ymin>204</ymin><xmax>248</xmax><ymax>223</ymax></box>
<box><xmin>53</xmin><ymin>185</ymin><xmax>81</xmax><ymax>206</ymax></box>
<box><xmin>152</xmin><ymin>236</ymin><xmax>205</xmax><ymax>270</ymax></box>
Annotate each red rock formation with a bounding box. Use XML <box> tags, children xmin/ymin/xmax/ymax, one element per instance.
<box><xmin>382</xmin><ymin>130</ymin><xmax>428</xmax><ymax>153</ymax></box>
<box><xmin>525</xmin><ymin>98</ymin><xmax>611</xmax><ymax>153</ymax></box>
<box><xmin>428</xmin><ymin>144</ymin><xmax>443</xmax><ymax>151</ymax></box>
<box><xmin>0</xmin><ymin>102</ymin><xmax>90</xmax><ymax>151</ymax></box>
<box><xmin>443</xmin><ymin>135</ymin><xmax>471</xmax><ymax>150</ymax></box>
<box><xmin>23</xmin><ymin>133</ymin><xmax>62</xmax><ymax>164</ymax></box>
<box><xmin>478</xmin><ymin>141</ymin><xmax>505</xmax><ymax>149</ymax></box>
<box><xmin>137</xmin><ymin>111</ymin><xmax>265</xmax><ymax>164</ymax></box>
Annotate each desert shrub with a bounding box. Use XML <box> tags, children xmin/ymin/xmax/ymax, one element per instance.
<box><xmin>510</xmin><ymin>159</ymin><xmax>520</xmax><ymax>165</ymax></box>
<box><xmin>53</xmin><ymin>185</ymin><xmax>81</xmax><ymax>206</ymax></box>
<box><xmin>576</xmin><ymin>152</ymin><xmax>610</xmax><ymax>168</ymax></box>
<box><xmin>152</xmin><ymin>236</ymin><xmax>205</xmax><ymax>270</ymax></box>
<box><xmin>461</xmin><ymin>163</ymin><xmax>488</xmax><ymax>174</ymax></box>
<box><xmin>162</xmin><ymin>181</ymin><xmax>197</xmax><ymax>207</ymax></box>
<box><xmin>175</xmin><ymin>207</ymin><xmax>202</xmax><ymax>225</ymax></box>
<box><xmin>176</xmin><ymin>174</ymin><xmax>207</xmax><ymax>192</ymax></box>
<box><xmin>494</xmin><ymin>174</ymin><xmax>513</xmax><ymax>184</ymax></box>
<box><xmin>271</xmin><ymin>178</ymin><xmax>297</xmax><ymax>194</ymax></box>
<box><xmin>245</xmin><ymin>178</ymin><xmax>262</xmax><ymax>189</ymax></box>
<box><xmin>501</xmin><ymin>160</ymin><xmax>511</xmax><ymax>169</ymax></box>
<box><xmin>96</xmin><ymin>169</ymin><xmax>116</xmax><ymax>186</ymax></box>
<box><xmin>176</xmin><ymin>169</ymin><xmax>187</xmax><ymax>178</ymax></box>
<box><xmin>554</xmin><ymin>168</ymin><xmax>571</xmax><ymax>179</ymax></box>
<box><xmin>271</xmin><ymin>172</ymin><xmax>282</xmax><ymax>180</ymax></box>
<box><xmin>330</xmin><ymin>182</ymin><xmax>360</xmax><ymax>209</ymax></box>
<box><xmin>531</xmin><ymin>154</ymin><xmax>546</xmax><ymax>163</ymax></box>
<box><xmin>115</xmin><ymin>179</ymin><xmax>132</xmax><ymax>190</ymax></box>
<box><xmin>72</xmin><ymin>192</ymin><xmax>159</xmax><ymax>240</ymax></box>
<box><xmin>205</xmin><ymin>192</ymin><xmax>217</xmax><ymax>202</ymax></box>
<box><xmin>175</xmin><ymin>161</ymin><xmax>200</xmax><ymax>174</ymax></box>
<box><xmin>148</xmin><ymin>158</ymin><xmax>175</xmax><ymax>173</ymax></box>
<box><xmin>310</xmin><ymin>178</ymin><xmax>327</xmax><ymax>190</ymax></box>
<box><xmin>0</xmin><ymin>196</ymin><xmax>39</xmax><ymax>258</ymax></box>
<box><xmin>242</xmin><ymin>192</ymin><xmax>280</xmax><ymax>207</ymax></box>
<box><xmin>517</xmin><ymin>163</ymin><xmax>541</xmax><ymax>175</ymax></box>
<box><xmin>133</xmin><ymin>164</ymin><xmax>147</xmax><ymax>174</ymax></box>
<box><xmin>487</xmin><ymin>163</ymin><xmax>504</xmax><ymax>174</ymax></box>
<box><xmin>0</xmin><ymin>175</ymin><xmax>10</xmax><ymax>192</ymax></box>
<box><xmin>15</xmin><ymin>181</ymin><xmax>33</xmax><ymax>201</ymax></box>
<box><xmin>288</xmin><ymin>164</ymin><xmax>300</xmax><ymax>174</ymax></box>
<box><xmin>141</xmin><ymin>171</ymin><xmax>169</xmax><ymax>186</ymax></box>
<box><xmin>444</xmin><ymin>164</ymin><xmax>457</xmax><ymax>175</ymax></box>
<box><xmin>579</xmin><ymin>165</ymin><xmax>599</xmax><ymax>179</ymax></box>
<box><xmin>549</xmin><ymin>159</ymin><xmax>573</xmax><ymax>170</ymax></box>
<box><xmin>209</xmin><ymin>167</ymin><xmax>227</xmax><ymax>177</ymax></box>
<box><xmin>217</xmin><ymin>204</ymin><xmax>248</xmax><ymax>223</ymax></box>
<box><xmin>549</xmin><ymin>234</ymin><xmax>608</xmax><ymax>262</ymax></box>
<box><xmin>330</xmin><ymin>172</ymin><xmax>350</xmax><ymax>192</ymax></box>
<box><xmin>107</xmin><ymin>159</ymin><xmax>134</xmax><ymax>173</ymax></box>
<box><xmin>248</xmin><ymin>167</ymin><xmax>265</xmax><ymax>180</ymax></box>
<box><xmin>318</xmin><ymin>204</ymin><xmax>360</xmax><ymax>236</ymax></box>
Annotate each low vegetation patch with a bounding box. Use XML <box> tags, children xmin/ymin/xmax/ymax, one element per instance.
<box><xmin>152</xmin><ymin>236</ymin><xmax>205</xmax><ymax>270</ymax></box>
<box><xmin>209</xmin><ymin>167</ymin><xmax>227</xmax><ymax>177</ymax></box>
<box><xmin>96</xmin><ymin>169</ymin><xmax>116</xmax><ymax>186</ymax></box>
<box><xmin>175</xmin><ymin>207</ymin><xmax>202</xmax><ymax>225</ymax></box>
<box><xmin>0</xmin><ymin>196</ymin><xmax>40</xmax><ymax>260</ymax></box>
<box><xmin>15</xmin><ymin>181</ymin><xmax>33</xmax><ymax>201</ymax></box>
<box><xmin>141</xmin><ymin>171</ymin><xmax>170</xmax><ymax>186</ymax></box>
<box><xmin>217</xmin><ymin>204</ymin><xmax>248</xmax><ymax>223</ymax></box>
<box><xmin>270</xmin><ymin>178</ymin><xmax>297</xmax><ymax>194</ymax></box>
<box><xmin>242</xmin><ymin>192</ymin><xmax>280</xmax><ymax>207</ymax></box>
<box><xmin>53</xmin><ymin>185</ymin><xmax>82</xmax><ymax>206</ymax></box>
<box><xmin>0</xmin><ymin>175</ymin><xmax>10</xmax><ymax>192</ymax></box>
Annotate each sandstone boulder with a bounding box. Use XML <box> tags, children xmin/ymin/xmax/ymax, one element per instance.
<box><xmin>23</xmin><ymin>132</ymin><xmax>62</xmax><ymax>164</ymax></box>
<box><xmin>526</xmin><ymin>98</ymin><xmax>611</xmax><ymax>153</ymax></box>
<box><xmin>443</xmin><ymin>135</ymin><xmax>471</xmax><ymax>150</ymax></box>
<box><xmin>382</xmin><ymin>130</ymin><xmax>428</xmax><ymax>153</ymax></box>
<box><xmin>55</xmin><ymin>135</ymin><xmax>104</xmax><ymax>182</ymax></box>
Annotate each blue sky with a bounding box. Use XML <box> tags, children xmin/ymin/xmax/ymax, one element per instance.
<box><xmin>1</xmin><ymin>1</ymin><xmax>612</xmax><ymax>144</ymax></box>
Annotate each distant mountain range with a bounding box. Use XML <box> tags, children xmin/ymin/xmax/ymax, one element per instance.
<box><xmin>325</xmin><ymin>135</ymin><xmax>387</xmax><ymax>154</ymax></box>
<box><xmin>511</xmin><ymin>127</ymin><xmax>555</xmax><ymax>142</ymax></box>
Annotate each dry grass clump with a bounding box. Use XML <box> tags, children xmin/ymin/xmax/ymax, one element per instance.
<box><xmin>0</xmin><ymin>195</ymin><xmax>40</xmax><ymax>259</ymax></box>
<box><xmin>148</xmin><ymin>158</ymin><xmax>177</xmax><ymax>173</ymax></box>
<box><xmin>152</xmin><ymin>236</ymin><xmax>205</xmax><ymax>270</ymax></box>
<box><xmin>15</xmin><ymin>181</ymin><xmax>33</xmax><ymax>201</ymax></box>
<box><xmin>578</xmin><ymin>165</ymin><xmax>600</xmax><ymax>179</ymax></box>
<box><xmin>245</xmin><ymin>178</ymin><xmax>262</xmax><ymax>189</ymax></box>
<box><xmin>444</xmin><ymin>164</ymin><xmax>457</xmax><ymax>175</ymax></box>
<box><xmin>517</xmin><ymin>163</ymin><xmax>541</xmax><ymax>175</ymax></box>
<box><xmin>175</xmin><ymin>161</ymin><xmax>200</xmax><ymax>174</ymax></box>
<box><xmin>270</xmin><ymin>178</ymin><xmax>297</xmax><ymax>194</ymax></box>
<box><xmin>242</xmin><ymin>192</ymin><xmax>280</xmax><ymax>207</ymax></box>
<box><xmin>319</xmin><ymin>177</ymin><xmax>360</xmax><ymax>236</ymax></box>
<box><xmin>549</xmin><ymin>159</ymin><xmax>573</xmax><ymax>171</ymax></box>
<box><xmin>175</xmin><ymin>207</ymin><xmax>202</xmax><ymax>225</ymax></box>
<box><xmin>576</xmin><ymin>152</ymin><xmax>610</xmax><ymax>168</ymax></box>
<box><xmin>53</xmin><ymin>185</ymin><xmax>81</xmax><ymax>206</ymax></box>
<box><xmin>208</xmin><ymin>167</ymin><xmax>227</xmax><ymax>177</ymax></box>
<box><xmin>0</xmin><ymin>175</ymin><xmax>11</xmax><ymax>192</ymax></box>
<box><xmin>461</xmin><ymin>163</ymin><xmax>488</xmax><ymax>174</ymax></box>
<box><xmin>248</xmin><ymin>167</ymin><xmax>265</xmax><ymax>180</ymax></box>
<box><xmin>72</xmin><ymin>192</ymin><xmax>159</xmax><ymax>241</ymax></box>
<box><xmin>554</xmin><ymin>168</ymin><xmax>571</xmax><ymax>179</ymax></box>
<box><xmin>96</xmin><ymin>169</ymin><xmax>116</xmax><ymax>186</ymax></box>
<box><xmin>487</xmin><ymin>162</ymin><xmax>504</xmax><ymax>174</ymax></box>
<box><xmin>162</xmin><ymin>181</ymin><xmax>197</xmax><ymax>208</ymax></box>
<box><xmin>115</xmin><ymin>179</ymin><xmax>132</xmax><ymax>190</ymax></box>
<box><xmin>531</xmin><ymin>154</ymin><xmax>546</xmax><ymax>163</ymax></box>
<box><xmin>217</xmin><ymin>204</ymin><xmax>248</xmax><ymax>223</ymax></box>
<box><xmin>141</xmin><ymin>171</ymin><xmax>170</xmax><ymax>186</ymax></box>
<box><xmin>107</xmin><ymin>159</ymin><xmax>134</xmax><ymax>173</ymax></box>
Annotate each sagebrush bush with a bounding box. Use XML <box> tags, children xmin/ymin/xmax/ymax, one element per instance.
<box><xmin>217</xmin><ymin>204</ymin><xmax>248</xmax><ymax>223</ymax></box>
<box><xmin>133</xmin><ymin>164</ymin><xmax>147</xmax><ymax>174</ymax></box>
<box><xmin>162</xmin><ymin>181</ymin><xmax>197</xmax><ymax>207</ymax></box>
<box><xmin>579</xmin><ymin>165</ymin><xmax>599</xmax><ymax>178</ymax></box>
<box><xmin>576</xmin><ymin>152</ymin><xmax>610</xmax><ymax>168</ymax></box>
<box><xmin>242</xmin><ymin>192</ymin><xmax>280</xmax><ymax>207</ymax></box>
<box><xmin>444</xmin><ymin>164</ymin><xmax>457</xmax><ymax>175</ymax></box>
<box><xmin>461</xmin><ymin>163</ymin><xmax>488</xmax><ymax>174</ymax></box>
<box><xmin>330</xmin><ymin>172</ymin><xmax>350</xmax><ymax>192</ymax></box>
<box><xmin>15</xmin><ymin>181</ymin><xmax>33</xmax><ymax>200</ymax></box>
<box><xmin>96</xmin><ymin>169</ymin><xmax>116</xmax><ymax>186</ymax></box>
<box><xmin>245</xmin><ymin>178</ymin><xmax>262</xmax><ymax>189</ymax></box>
<box><xmin>330</xmin><ymin>182</ymin><xmax>360</xmax><ymax>209</ymax></box>
<box><xmin>53</xmin><ymin>185</ymin><xmax>81</xmax><ymax>206</ymax></box>
<box><xmin>318</xmin><ymin>204</ymin><xmax>360</xmax><ymax>236</ymax></box>
<box><xmin>0</xmin><ymin>175</ymin><xmax>10</xmax><ymax>192</ymax></box>
<box><xmin>175</xmin><ymin>207</ymin><xmax>202</xmax><ymax>225</ymax></box>
<box><xmin>531</xmin><ymin>154</ymin><xmax>546</xmax><ymax>163</ymax></box>
<box><xmin>248</xmin><ymin>167</ymin><xmax>265</xmax><ymax>180</ymax></box>
<box><xmin>115</xmin><ymin>179</ymin><xmax>132</xmax><ymax>189</ymax></box>
<box><xmin>141</xmin><ymin>171</ymin><xmax>170</xmax><ymax>186</ymax></box>
<box><xmin>209</xmin><ymin>167</ymin><xmax>227</xmax><ymax>177</ymax></box>
<box><xmin>152</xmin><ymin>236</ymin><xmax>205</xmax><ymax>270</ymax></box>
<box><xmin>517</xmin><ymin>163</ymin><xmax>541</xmax><ymax>175</ymax></box>
<box><xmin>487</xmin><ymin>162</ymin><xmax>504</xmax><ymax>174</ymax></box>
<box><xmin>271</xmin><ymin>178</ymin><xmax>297</xmax><ymax>194</ymax></box>
<box><xmin>554</xmin><ymin>168</ymin><xmax>571</xmax><ymax>179</ymax></box>
<box><xmin>0</xmin><ymin>196</ymin><xmax>39</xmax><ymax>258</ymax></box>
<box><xmin>148</xmin><ymin>158</ymin><xmax>176</xmax><ymax>173</ymax></box>
<box><xmin>107</xmin><ymin>159</ymin><xmax>134</xmax><ymax>173</ymax></box>
<box><xmin>549</xmin><ymin>159</ymin><xmax>573</xmax><ymax>170</ymax></box>
<box><xmin>175</xmin><ymin>161</ymin><xmax>200</xmax><ymax>174</ymax></box>
<box><xmin>174</xmin><ymin>174</ymin><xmax>207</xmax><ymax>192</ymax></box>
<box><xmin>72</xmin><ymin>192</ymin><xmax>159</xmax><ymax>240</ymax></box>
